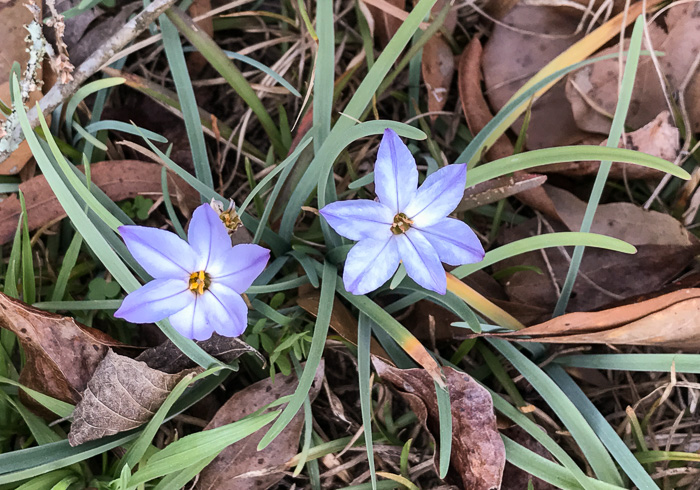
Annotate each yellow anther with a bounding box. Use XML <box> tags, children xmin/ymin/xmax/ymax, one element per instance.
<box><xmin>390</xmin><ymin>213</ymin><xmax>413</xmax><ymax>235</ymax></box>
<box><xmin>188</xmin><ymin>270</ymin><xmax>210</xmax><ymax>295</ymax></box>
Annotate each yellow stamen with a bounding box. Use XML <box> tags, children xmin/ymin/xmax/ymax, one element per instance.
<box><xmin>188</xmin><ymin>270</ymin><xmax>210</xmax><ymax>295</ymax></box>
<box><xmin>390</xmin><ymin>213</ymin><xmax>413</xmax><ymax>235</ymax></box>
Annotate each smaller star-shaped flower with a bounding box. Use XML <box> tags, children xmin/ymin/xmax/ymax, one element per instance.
<box><xmin>320</xmin><ymin>128</ymin><xmax>484</xmax><ymax>295</ymax></box>
<box><xmin>114</xmin><ymin>203</ymin><xmax>270</xmax><ymax>340</ymax></box>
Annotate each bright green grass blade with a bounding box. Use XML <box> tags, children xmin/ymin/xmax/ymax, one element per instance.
<box><xmin>18</xmin><ymin>191</ymin><xmax>35</xmax><ymax>304</ymax></box>
<box><xmin>313</xmin><ymin>0</ymin><xmax>333</xmax><ymax>151</ymax></box>
<box><xmin>292</xmin><ymin>390</ymin><xmax>314</xmax><ymax>477</ymax></box>
<box><xmin>0</xmin><ymin>391</ymin><xmax>61</xmax><ymax>445</ymax></box>
<box><xmin>452</xmin><ymin>232</ymin><xmax>636</xmax><ymax>279</ymax></box>
<box><xmin>0</xmin><ymin>375</ymin><xmax>74</xmax><ymax>418</ymax></box>
<box><xmin>554</xmin><ymin>17</ymin><xmax>645</xmax><ymax>317</ymax></box>
<box><xmin>83</xmin><ymin>120</ymin><xmax>168</xmax><ymax>143</ymax></box>
<box><xmin>151</xmin><ymin>453</ymin><xmax>217</xmax><ymax>490</ymax></box>
<box><xmin>488</xmin><ymin>339</ymin><xmax>623</xmax><ymax>486</ymax></box>
<box><xmin>258</xmin><ymin>262</ymin><xmax>336</xmax><ymax>449</ymax></box>
<box><xmin>64</xmin><ymin>77</ymin><xmax>125</xmax><ymax>139</ymax></box>
<box><xmin>466</xmin><ymin>146</ymin><xmax>689</xmax><ymax>188</ymax></box>
<box><xmin>3</xmin><ymin>213</ymin><xmax>22</xmax><ymax>298</ymax></box>
<box><xmin>50</xmin><ymin>232</ymin><xmax>83</xmax><ymax>302</ymax></box>
<box><xmin>117</xmin><ymin>367</ymin><xmax>221</xmax><ymax>474</ymax></box>
<box><xmin>14</xmin><ymin>79</ymin><xmax>221</xmax><ymax>370</ymax></box>
<box><xmin>635</xmin><ymin>451</ymin><xmax>700</xmax><ymax>464</ymax></box>
<box><xmin>160</xmin><ymin>15</ymin><xmax>214</xmax><ymax>196</ymax></box>
<box><xmin>13</xmin><ymin>470</ymin><xmax>76</xmax><ymax>490</ymax></box>
<box><xmin>502</xmin><ymin>436</ymin><xmax>626</xmax><ymax>490</ymax></box>
<box><xmin>160</xmin><ymin>167</ymin><xmax>187</xmax><ymax>240</ymax></box>
<box><xmin>128</xmin><ymin>411</ymin><xmax>279</xmax><ymax>486</ymax></box>
<box><xmin>555</xmin><ymin>354</ymin><xmax>700</xmax><ymax>373</ymax></box>
<box><xmin>435</xmin><ymin>380</ymin><xmax>451</xmax><ymax>478</ymax></box>
<box><xmin>546</xmin><ymin>365</ymin><xmax>658</xmax><ymax>490</ymax></box>
<box><xmin>358</xmin><ymin>313</ymin><xmax>377</xmax><ymax>490</ymax></box>
<box><xmin>47</xmin><ymin>474</ymin><xmax>79</xmax><ymax>490</ymax></box>
<box><xmin>165</xmin><ymin>8</ymin><xmax>285</xmax><ymax>157</ymax></box>
<box><xmin>71</xmin><ymin>122</ymin><xmax>107</xmax><ymax>151</ymax></box>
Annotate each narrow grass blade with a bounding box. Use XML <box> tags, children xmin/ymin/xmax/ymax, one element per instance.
<box><xmin>64</xmin><ymin>78</ymin><xmax>125</xmax><ymax>139</ymax></box>
<box><xmin>18</xmin><ymin>191</ymin><xmax>35</xmax><ymax>304</ymax></box>
<box><xmin>358</xmin><ymin>313</ymin><xmax>377</xmax><ymax>490</ymax></box>
<box><xmin>50</xmin><ymin>232</ymin><xmax>83</xmax><ymax>302</ymax></box>
<box><xmin>555</xmin><ymin>354</ymin><xmax>700</xmax><ymax>373</ymax></box>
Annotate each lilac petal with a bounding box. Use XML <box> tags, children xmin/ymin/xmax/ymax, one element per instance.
<box><xmin>374</xmin><ymin>128</ymin><xmax>418</xmax><ymax>213</ymax></box>
<box><xmin>119</xmin><ymin>226</ymin><xmax>197</xmax><ymax>279</ymax></box>
<box><xmin>168</xmin><ymin>295</ymin><xmax>214</xmax><ymax>340</ymax></box>
<box><xmin>320</xmin><ymin>200</ymin><xmax>393</xmax><ymax>241</ymax></box>
<box><xmin>343</xmin><ymin>238</ymin><xmax>400</xmax><ymax>295</ymax></box>
<box><xmin>416</xmin><ymin>218</ymin><xmax>485</xmax><ymax>266</ymax></box>
<box><xmin>404</xmin><ymin>164</ymin><xmax>467</xmax><ymax>228</ymax></box>
<box><xmin>396</xmin><ymin>229</ymin><xmax>446</xmax><ymax>294</ymax></box>
<box><xmin>188</xmin><ymin>204</ymin><xmax>232</xmax><ymax>270</ymax></box>
<box><xmin>206</xmin><ymin>284</ymin><xmax>249</xmax><ymax>337</ymax></box>
<box><xmin>114</xmin><ymin>278</ymin><xmax>193</xmax><ymax>323</ymax></box>
<box><xmin>208</xmin><ymin>244</ymin><xmax>270</xmax><ymax>294</ymax></box>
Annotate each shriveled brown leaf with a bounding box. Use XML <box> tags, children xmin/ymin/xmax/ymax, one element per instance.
<box><xmin>566</xmin><ymin>4</ymin><xmax>700</xmax><ymax>134</ymax></box>
<box><xmin>0</xmin><ymin>160</ymin><xmax>200</xmax><ymax>244</ymax></box>
<box><xmin>373</xmin><ymin>359</ymin><xmax>505</xmax><ymax>489</ymax></box>
<box><xmin>297</xmin><ymin>292</ymin><xmax>391</xmax><ymax>362</ymax></box>
<box><xmin>482</xmin><ymin>4</ymin><xmax>589</xmax><ymax>150</ymax></box>
<box><xmin>422</xmin><ymin>0</ymin><xmax>457</xmax><ymax>118</ymax></box>
<box><xmin>531</xmin><ymin>111</ymin><xmax>680</xmax><ymax>179</ymax></box>
<box><xmin>496</xmin><ymin>188</ymin><xmax>699</xmax><ymax>318</ymax></box>
<box><xmin>489</xmin><ymin>289</ymin><xmax>700</xmax><ymax>350</ymax></box>
<box><xmin>197</xmin><ymin>361</ymin><xmax>325</xmax><ymax>490</ymax></box>
<box><xmin>458</xmin><ymin>36</ymin><xmax>557</xmax><ymax>219</ymax></box>
<box><xmin>68</xmin><ymin>350</ymin><xmax>197</xmax><ymax>445</ymax></box>
<box><xmin>0</xmin><ymin>292</ymin><xmax>122</xmax><ymax>417</ymax></box>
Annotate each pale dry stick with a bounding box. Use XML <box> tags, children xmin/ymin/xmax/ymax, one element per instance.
<box><xmin>584</xmin><ymin>0</ymin><xmax>614</xmax><ymax>35</ymax></box>
<box><xmin>0</xmin><ymin>0</ymin><xmax>179</xmax><ymax>165</ymax></box>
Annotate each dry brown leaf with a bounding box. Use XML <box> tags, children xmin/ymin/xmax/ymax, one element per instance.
<box><xmin>373</xmin><ymin>359</ymin><xmax>505</xmax><ymax>489</ymax></box>
<box><xmin>566</xmin><ymin>4</ymin><xmax>700</xmax><ymax>134</ymax></box>
<box><xmin>489</xmin><ymin>288</ymin><xmax>700</xmax><ymax>350</ymax></box>
<box><xmin>197</xmin><ymin>361</ymin><xmax>325</xmax><ymax>490</ymax></box>
<box><xmin>0</xmin><ymin>293</ymin><xmax>122</xmax><ymax>417</ymax></box>
<box><xmin>68</xmin><ymin>350</ymin><xmax>197</xmax><ymax>446</ymax></box>
<box><xmin>421</xmin><ymin>0</ymin><xmax>457</xmax><ymax>118</ymax></box>
<box><xmin>297</xmin><ymin>292</ymin><xmax>392</xmax><ymax>362</ymax></box>
<box><xmin>0</xmin><ymin>0</ymin><xmax>44</xmax><ymax>175</ymax></box>
<box><xmin>482</xmin><ymin>5</ymin><xmax>589</xmax><ymax>150</ymax></box>
<box><xmin>362</xmin><ymin>0</ymin><xmax>406</xmax><ymax>47</ymax></box>
<box><xmin>457</xmin><ymin>174</ymin><xmax>548</xmax><ymax>212</ymax></box>
<box><xmin>0</xmin><ymin>160</ymin><xmax>200</xmax><ymax>245</ymax></box>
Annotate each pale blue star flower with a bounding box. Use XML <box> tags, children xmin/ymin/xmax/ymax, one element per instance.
<box><xmin>320</xmin><ymin>128</ymin><xmax>484</xmax><ymax>295</ymax></box>
<box><xmin>114</xmin><ymin>203</ymin><xmax>270</xmax><ymax>340</ymax></box>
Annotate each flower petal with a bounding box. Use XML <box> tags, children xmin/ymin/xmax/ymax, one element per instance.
<box><xmin>396</xmin><ymin>229</ymin><xmax>446</xmax><ymax>294</ymax></box>
<box><xmin>208</xmin><ymin>244</ymin><xmax>270</xmax><ymax>294</ymax></box>
<box><xmin>415</xmin><ymin>218</ymin><xmax>485</xmax><ymax>266</ymax></box>
<box><xmin>119</xmin><ymin>226</ymin><xmax>197</xmax><ymax>279</ymax></box>
<box><xmin>319</xmin><ymin>200</ymin><xmax>393</xmax><ymax>241</ymax></box>
<box><xmin>188</xmin><ymin>203</ymin><xmax>232</xmax><ymax>270</ymax></box>
<box><xmin>404</xmin><ymin>164</ymin><xmax>467</xmax><ymax>227</ymax></box>
<box><xmin>374</xmin><ymin>128</ymin><xmax>418</xmax><ymax>213</ymax></box>
<box><xmin>168</xmin><ymin>296</ymin><xmax>214</xmax><ymax>340</ymax></box>
<box><xmin>206</xmin><ymin>284</ymin><xmax>249</xmax><ymax>337</ymax></box>
<box><xmin>343</xmin><ymin>238</ymin><xmax>400</xmax><ymax>295</ymax></box>
<box><xmin>114</xmin><ymin>279</ymin><xmax>193</xmax><ymax>323</ymax></box>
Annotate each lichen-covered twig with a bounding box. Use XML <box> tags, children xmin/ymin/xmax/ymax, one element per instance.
<box><xmin>0</xmin><ymin>0</ymin><xmax>178</xmax><ymax>164</ymax></box>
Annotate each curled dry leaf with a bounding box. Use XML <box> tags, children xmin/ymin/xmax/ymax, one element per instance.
<box><xmin>0</xmin><ymin>293</ymin><xmax>122</xmax><ymax>417</ymax></box>
<box><xmin>373</xmin><ymin>359</ymin><xmax>505</xmax><ymax>489</ymax></box>
<box><xmin>566</xmin><ymin>4</ymin><xmax>700</xmax><ymax>135</ymax></box>
<box><xmin>68</xmin><ymin>350</ymin><xmax>198</xmax><ymax>445</ymax></box>
<box><xmin>488</xmin><ymin>288</ymin><xmax>700</xmax><ymax>350</ymax></box>
<box><xmin>197</xmin><ymin>361</ymin><xmax>325</xmax><ymax>490</ymax></box>
<box><xmin>529</xmin><ymin>112</ymin><xmax>680</xmax><ymax>179</ymax></box>
<box><xmin>496</xmin><ymin>186</ymin><xmax>699</xmax><ymax>318</ymax></box>
<box><xmin>482</xmin><ymin>4</ymin><xmax>588</xmax><ymax>150</ymax></box>
<box><xmin>0</xmin><ymin>160</ymin><xmax>200</xmax><ymax>245</ymax></box>
<box><xmin>421</xmin><ymin>0</ymin><xmax>457</xmax><ymax>118</ymax></box>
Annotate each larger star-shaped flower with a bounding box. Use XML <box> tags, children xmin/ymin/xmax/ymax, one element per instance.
<box><xmin>320</xmin><ymin>128</ymin><xmax>484</xmax><ymax>295</ymax></box>
<box><xmin>114</xmin><ymin>203</ymin><xmax>269</xmax><ymax>340</ymax></box>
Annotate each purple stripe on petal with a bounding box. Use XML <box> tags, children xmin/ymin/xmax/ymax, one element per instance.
<box><xmin>343</xmin><ymin>237</ymin><xmax>400</xmax><ymax>295</ymax></box>
<box><xmin>404</xmin><ymin>164</ymin><xmax>467</xmax><ymax>228</ymax></box>
<box><xmin>114</xmin><ymin>278</ymin><xmax>193</xmax><ymax>323</ymax></box>
<box><xmin>396</xmin><ymin>229</ymin><xmax>446</xmax><ymax>294</ymax></box>
<box><xmin>168</xmin><ymin>295</ymin><xmax>214</xmax><ymax>340</ymax></box>
<box><xmin>415</xmin><ymin>218</ymin><xmax>485</xmax><ymax>266</ymax></box>
<box><xmin>207</xmin><ymin>284</ymin><xmax>249</xmax><ymax>337</ymax></box>
<box><xmin>374</xmin><ymin>129</ymin><xmax>418</xmax><ymax>214</ymax></box>
<box><xmin>188</xmin><ymin>204</ymin><xmax>232</xmax><ymax>270</ymax></box>
<box><xmin>208</xmin><ymin>244</ymin><xmax>270</xmax><ymax>294</ymax></box>
<box><xmin>320</xmin><ymin>200</ymin><xmax>393</xmax><ymax>241</ymax></box>
<box><xmin>119</xmin><ymin>226</ymin><xmax>197</xmax><ymax>279</ymax></box>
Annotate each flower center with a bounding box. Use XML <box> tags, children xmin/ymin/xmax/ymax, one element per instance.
<box><xmin>390</xmin><ymin>213</ymin><xmax>413</xmax><ymax>235</ymax></box>
<box><xmin>188</xmin><ymin>270</ymin><xmax>211</xmax><ymax>295</ymax></box>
